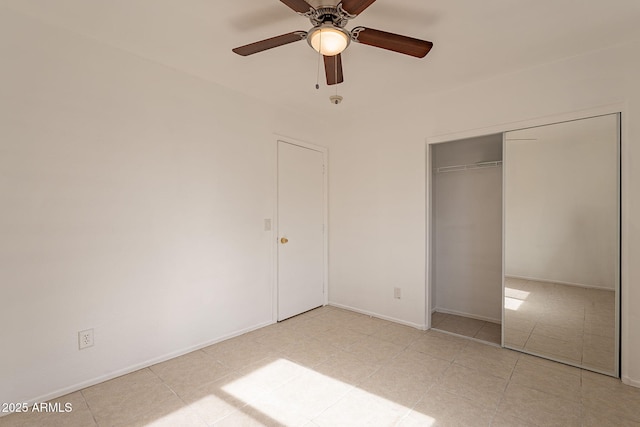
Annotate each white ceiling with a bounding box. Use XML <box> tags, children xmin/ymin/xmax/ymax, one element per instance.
<box><xmin>4</xmin><ymin>0</ymin><xmax>640</xmax><ymax>121</ymax></box>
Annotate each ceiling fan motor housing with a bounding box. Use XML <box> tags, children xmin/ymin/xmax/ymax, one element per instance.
<box><xmin>308</xmin><ymin>6</ymin><xmax>352</xmax><ymax>28</ymax></box>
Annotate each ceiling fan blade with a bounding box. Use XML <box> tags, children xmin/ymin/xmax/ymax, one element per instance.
<box><xmin>352</xmin><ymin>27</ymin><xmax>433</xmax><ymax>58</ymax></box>
<box><xmin>339</xmin><ymin>0</ymin><xmax>378</xmax><ymax>16</ymax></box>
<box><xmin>324</xmin><ymin>54</ymin><xmax>344</xmax><ymax>85</ymax></box>
<box><xmin>232</xmin><ymin>32</ymin><xmax>307</xmax><ymax>56</ymax></box>
<box><xmin>280</xmin><ymin>0</ymin><xmax>315</xmax><ymax>14</ymax></box>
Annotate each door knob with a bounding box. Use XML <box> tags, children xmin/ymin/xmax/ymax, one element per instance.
<box><xmin>280</xmin><ymin>237</ymin><xmax>289</xmax><ymax>244</ymax></box>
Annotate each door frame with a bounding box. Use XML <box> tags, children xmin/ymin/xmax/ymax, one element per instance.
<box><xmin>272</xmin><ymin>136</ymin><xmax>329</xmax><ymax>323</ymax></box>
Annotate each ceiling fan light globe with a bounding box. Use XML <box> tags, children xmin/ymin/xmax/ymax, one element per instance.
<box><xmin>309</xmin><ymin>26</ymin><xmax>350</xmax><ymax>56</ymax></box>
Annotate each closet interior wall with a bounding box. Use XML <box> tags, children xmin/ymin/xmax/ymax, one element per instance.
<box><xmin>431</xmin><ymin>134</ymin><xmax>503</xmax><ymax>323</ymax></box>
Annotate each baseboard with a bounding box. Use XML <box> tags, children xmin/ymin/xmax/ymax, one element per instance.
<box><xmin>328</xmin><ymin>302</ymin><xmax>427</xmax><ymax>330</ymax></box>
<box><xmin>505</xmin><ymin>275</ymin><xmax>614</xmax><ymax>291</ymax></box>
<box><xmin>3</xmin><ymin>320</ymin><xmax>274</xmax><ymax>416</ymax></box>
<box><xmin>622</xmin><ymin>375</ymin><xmax>640</xmax><ymax>389</ymax></box>
<box><xmin>434</xmin><ymin>307</ymin><xmax>501</xmax><ymax>324</ymax></box>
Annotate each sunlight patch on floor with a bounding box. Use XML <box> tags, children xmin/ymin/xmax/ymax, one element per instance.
<box><xmin>505</xmin><ymin>287</ymin><xmax>530</xmax><ymax>300</ymax></box>
<box><xmin>221</xmin><ymin>358</ymin><xmax>436</xmax><ymax>426</ymax></box>
<box><xmin>504</xmin><ymin>296</ymin><xmax>524</xmax><ymax>311</ymax></box>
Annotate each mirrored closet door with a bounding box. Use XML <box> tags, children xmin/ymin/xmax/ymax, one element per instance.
<box><xmin>503</xmin><ymin>114</ymin><xmax>620</xmax><ymax>376</ymax></box>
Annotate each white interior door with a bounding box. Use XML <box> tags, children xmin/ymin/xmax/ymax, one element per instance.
<box><xmin>277</xmin><ymin>141</ymin><xmax>325</xmax><ymax>321</ymax></box>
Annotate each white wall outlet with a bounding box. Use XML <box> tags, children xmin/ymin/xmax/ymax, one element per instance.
<box><xmin>394</xmin><ymin>287</ymin><xmax>401</xmax><ymax>299</ymax></box>
<box><xmin>78</xmin><ymin>329</ymin><xmax>94</xmax><ymax>350</ymax></box>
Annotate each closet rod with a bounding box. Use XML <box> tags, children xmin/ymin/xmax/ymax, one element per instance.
<box><xmin>435</xmin><ymin>160</ymin><xmax>502</xmax><ymax>174</ymax></box>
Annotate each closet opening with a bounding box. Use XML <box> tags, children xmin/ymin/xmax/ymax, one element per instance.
<box><xmin>428</xmin><ymin>134</ymin><xmax>503</xmax><ymax>345</ymax></box>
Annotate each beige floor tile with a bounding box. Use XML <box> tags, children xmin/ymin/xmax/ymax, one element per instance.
<box><xmin>490</xmin><ymin>412</ymin><xmax>538</xmax><ymax>427</ymax></box>
<box><xmin>313</xmin><ymin>349</ymin><xmax>381</xmax><ymax>385</ymax></box>
<box><xmin>297</xmin><ymin>316</ymin><xmax>341</xmax><ymax>335</ymax></box>
<box><xmin>345</xmin><ymin>336</ymin><xmax>405</xmax><ymax>364</ymax></box>
<box><xmin>223</xmin><ymin>356</ymin><xmax>307</xmax><ymax>401</ymax></box>
<box><xmin>503</xmin><ymin>314</ymin><xmax>537</xmax><ymax>334</ymax></box>
<box><xmin>276</xmin><ymin>313</ymin><xmax>312</xmax><ymax>326</ymax></box>
<box><xmin>473</xmin><ymin>321</ymin><xmax>501</xmax><ymax>344</ymax></box>
<box><xmin>358</xmin><ymin>364</ymin><xmax>433</xmax><ymax>407</ymax></box>
<box><xmin>513</xmin><ymin>300</ymin><xmax>546</xmax><ymax>317</ymax></box>
<box><xmin>517</xmin><ymin>353</ymin><xmax>582</xmax><ymax>377</ymax></box>
<box><xmin>258</xmin><ymin>369</ymin><xmax>353</xmax><ymax>419</ymax></box>
<box><xmin>0</xmin><ymin>410</ymin><xmax>97</xmax><ymax>427</ymax></box>
<box><xmin>536</xmin><ymin>311</ymin><xmax>585</xmax><ymax>330</ymax></box>
<box><xmin>284</xmin><ymin>337</ymin><xmax>339</xmax><ymax>367</ymax></box>
<box><xmin>312</xmin><ymin>388</ymin><xmax>411</xmax><ymax>427</ymax></box>
<box><xmin>388</xmin><ymin>349</ymin><xmax>451</xmax><ymax>381</ymax></box>
<box><xmin>400</xmin><ymin>387</ymin><xmax>494</xmax><ymax>427</ymax></box>
<box><xmin>453</xmin><ymin>341</ymin><xmax>519</xmax><ymax>379</ymax></box>
<box><xmin>503</xmin><ymin>327</ymin><xmax>530</xmax><ymax>349</ymax></box>
<box><xmin>582</xmin><ymin>371</ymin><xmax>640</xmax><ymax>422</ymax></box>
<box><xmin>409</xmin><ymin>331</ymin><xmax>468</xmax><ymax>362</ymax></box>
<box><xmin>317</xmin><ymin>307</ymin><xmax>363</xmax><ymax>323</ymax></box>
<box><xmin>582</xmin><ymin>347</ymin><xmax>616</xmax><ymax>373</ymax></box>
<box><xmin>435</xmin><ymin>315</ymin><xmax>485</xmax><ymax>337</ymax></box>
<box><xmin>82</xmin><ymin>369</ymin><xmax>160</xmax><ymax>401</ymax></box>
<box><xmin>94</xmin><ymin>392</ymin><xmax>200</xmax><ymax>426</ymax></box>
<box><xmin>371</xmin><ymin>322</ymin><xmax>424</xmax><ymax>347</ymax></box>
<box><xmin>498</xmin><ymin>383</ymin><xmax>582</xmax><ymax>427</ymax></box>
<box><xmin>133</xmin><ymin>401</ymin><xmax>207</xmax><ymax>427</ymax></box>
<box><xmin>216</xmin><ymin>403</ymin><xmax>308</xmax><ymax>427</ymax></box>
<box><xmin>530</xmin><ymin>322</ymin><xmax>584</xmax><ymax>342</ymax></box>
<box><xmin>430</xmin><ymin>314</ymin><xmax>502</xmax><ymax>345</ymax></box>
<box><xmin>344</xmin><ymin>316</ymin><xmax>391</xmax><ymax>335</ymax></box>
<box><xmin>313</xmin><ymin>327</ymin><xmax>368</xmax><ymax>350</ymax></box>
<box><xmin>150</xmin><ymin>350</ymin><xmax>232</xmax><ymax>396</ymax></box>
<box><xmin>510</xmin><ymin>357</ymin><xmax>581</xmax><ymax>402</ymax></box>
<box><xmin>584</xmin><ymin>317</ymin><xmax>616</xmax><ymax>338</ymax></box>
<box><xmin>584</xmin><ymin>333</ymin><xmax>615</xmax><ymax>350</ymax></box>
<box><xmin>81</xmin><ymin>369</ymin><xmax>180</xmax><ymax>425</ymax></box>
<box><xmin>582</xmin><ymin>407</ymin><xmax>640</xmax><ymax>427</ymax></box>
<box><xmin>439</xmin><ymin>364</ymin><xmax>507</xmax><ymax>408</ymax></box>
<box><xmin>431</xmin><ymin>312</ymin><xmax>449</xmax><ymax>328</ymax></box>
<box><xmin>202</xmin><ymin>338</ymin><xmax>280</xmax><ymax>370</ymax></box>
<box><xmin>178</xmin><ymin>373</ymin><xmax>249</xmax><ymax>425</ymax></box>
<box><xmin>524</xmin><ymin>332</ymin><xmax>582</xmax><ymax>363</ymax></box>
<box><xmin>254</xmin><ymin>326</ymin><xmax>309</xmax><ymax>351</ymax></box>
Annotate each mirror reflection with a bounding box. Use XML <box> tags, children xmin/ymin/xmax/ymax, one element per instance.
<box><xmin>503</xmin><ymin>114</ymin><xmax>619</xmax><ymax>375</ymax></box>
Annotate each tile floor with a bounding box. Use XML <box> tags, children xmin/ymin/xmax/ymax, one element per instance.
<box><xmin>504</xmin><ymin>277</ymin><xmax>616</xmax><ymax>374</ymax></box>
<box><xmin>2</xmin><ymin>306</ymin><xmax>639</xmax><ymax>426</ymax></box>
<box><xmin>431</xmin><ymin>312</ymin><xmax>501</xmax><ymax>346</ymax></box>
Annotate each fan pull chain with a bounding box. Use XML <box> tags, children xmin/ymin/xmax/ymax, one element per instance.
<box><xmin>315</xmin><ymin>33</ymin><xmax>323</xmax><ymax>90</ymax></box>
<box><xmin>315</xmin><ymin>50</ymin><xmax>321</xmax><ymax>90</ymax></box>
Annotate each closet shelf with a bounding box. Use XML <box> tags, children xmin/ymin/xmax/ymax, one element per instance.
<box><xmin>435</xmin><ymin>160</ymin><xmax>502</xmax><ymax>174</ymax></box>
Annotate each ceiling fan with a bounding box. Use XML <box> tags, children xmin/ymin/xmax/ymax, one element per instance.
<box><xmin>232</xmin><ymin>0</ymin><xmax>433</xmax><ymax>86</ymax></box>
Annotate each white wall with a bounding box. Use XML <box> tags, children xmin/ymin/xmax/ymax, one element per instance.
<box><xmin>432</xmin><ymin>136</ymin><xmax>503</xmax><ymax>322</ymax></box>
<box><xmin>327</xmin><ymin>39</ymin><xmax>640</xmax><ymax>386</ymax></box>
<box><xmin>505</xmin><ymin>115</ymin><xmax>618</xmax><ymax>289</ymax></box>
<box><xmin>0</xmin><ymin>9</ymin><xmax>327</xmax><ymax>405</ymax></box>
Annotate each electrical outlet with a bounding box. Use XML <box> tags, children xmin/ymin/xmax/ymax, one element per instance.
<box><xmin>394</xmin><ymin>287</ymin><xmax>401</xmax><ymax>299</ymax></box>
<box><xmin>78</xmin><ymin>329</ymin><xmax>94</xmax><ymax>350</ymax></box>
